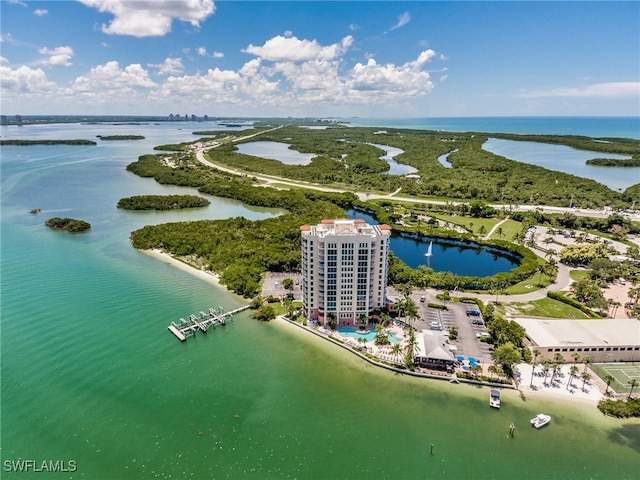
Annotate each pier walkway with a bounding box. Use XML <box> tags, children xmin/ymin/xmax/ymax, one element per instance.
<box><xmin>167</xmin><ymin>305</ymin><xmax>250</xmax><ymax>341</ymax></box>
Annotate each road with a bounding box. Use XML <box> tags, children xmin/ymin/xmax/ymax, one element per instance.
<box><xmin>192</xmin><ymin>130</ymin><xmax>639</xmax><ymax>221</ymax></box>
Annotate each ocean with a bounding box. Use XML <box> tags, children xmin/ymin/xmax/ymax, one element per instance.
<box><xmin>1</xmin><ymin>119</ymin><xmax>639</xmax><ymax>479</ymax></box>
<box><xmin>346</xmin><ymin>116</ymin><xmax>640</xmax><ymax>139</ymax></box>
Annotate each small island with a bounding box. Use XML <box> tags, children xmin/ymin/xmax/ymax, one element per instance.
<box><xmin>45</xmin><ymin>217</ymin><xmax>91</xmax><ymax>232</ymax></box>
<box><xmin>586</xmin><ymin>157</ymin><xmax>640</xmax><ymax>167</ymax></box>
<box><xmin>117</xmin><ymin>194</ymin><xmax>210</xmax><ymax>210</ymax></box>
<box><xmin>97</xmin><ymin>135</ymin><xmax>145</xmax><ymax>141</ymax></box>
<box><xmin>0</xmin><ymin>139</ymin><xmax>97</xmax><ymax>146</ymax></box>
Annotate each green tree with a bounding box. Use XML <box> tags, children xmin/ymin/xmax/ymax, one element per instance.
<box><xmin>404</xmin><ymin>298</ymin><xmax>419</xmax><ymax>328</ymax></box>
<box><xmin>568</xmin><ymin>365</ymin><xmax>579</xmax><ymax>390</ymax></box>
<box><xmin>391</xmin><ymin>343</ymin><xmax>402</xmax><ymax>363</ymax></box>
<box><xmin>251</xmin><ymin>304</ymin><xmax>276</xmax><ymax>322</ymax></box>
<box><xmin>491</xmin><ymin>342</ymin><xmax>521</xmax><ymax>378</ymax></box>
<box><xmin>572</xmin><ymin>278</ymin><xmax>608</xmax><ymax>311</ymax></box>
<box><xmin>628</xmin><ymin>379</ymin><xmax>638</xmax><ymax>400</ymax></box>
<box><xmin>603</xmin><ymin>374</ymin><xmax>615</xmax><ymax>395</ymax></box>
<box><xmin>282</xmin><ymin>278</ymin><xmax>294</xmax><ymax>291</ymax></box>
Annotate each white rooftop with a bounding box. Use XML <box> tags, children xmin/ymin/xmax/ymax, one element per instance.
<box><xmin>514</xmin><ymin>317</ymin><xmax>640</xmax><ymax>347</ymax></box>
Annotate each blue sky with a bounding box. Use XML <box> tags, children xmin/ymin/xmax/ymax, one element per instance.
<box><xmin>1</xmin><ymin>0</ymin><xmax>639</xmax><ymax>117</ymax></box>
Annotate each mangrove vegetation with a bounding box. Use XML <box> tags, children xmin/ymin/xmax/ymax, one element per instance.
<box><xmin>117</xmin><ymin>194</ymin><xmax>210</xmax><ymax>210</ymax></box>
<box><xmin>45</xmin><ymin>217</ymin><xmax>91</xmax><ymax>232</ymax></box>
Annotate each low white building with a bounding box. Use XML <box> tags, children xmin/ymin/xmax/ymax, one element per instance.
<box><xmin>514</xmin><ymin>317</ymin><xmax>640</xmax><ymax>363</ymax></box>
<box><xmin>414</xmin><ymin>330</ymin><xmax>457</xmax><ymax>371</ymax></box>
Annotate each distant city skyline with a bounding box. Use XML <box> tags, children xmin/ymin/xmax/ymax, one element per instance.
<box><xmin>1</xmin><ymin>0</ymin><xmax>639</xmax><ymax>117</ymax></box>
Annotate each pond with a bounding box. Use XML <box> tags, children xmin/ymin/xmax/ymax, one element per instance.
<box><xmin>369</xmin><ymin>143</ymin><xmax>418</xmax><ymax>175</ymax></box>
<box><xmin>437</xmin><ymin>148</ymin><xmax>458</xmax><ymax>168</ymax></box>
<box><xmin>344</xmin><ymin>208</ymin><xmax>520</xmax><ymax>277</ymax></box>
<box><xmin>482</xmin><ymin>138</ymin><xmax>638</xmax><ymax>191</ymax></box>
<box><xmin>236</xmin><ymin>141</ymin><xmax>316</xmax><ymax>165</ymax></box>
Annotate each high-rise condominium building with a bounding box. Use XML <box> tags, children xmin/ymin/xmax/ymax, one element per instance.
<box><xmin>300</xmin><ymin>219</ymin><xmax>391</xmax><ymax>326</ymax></box>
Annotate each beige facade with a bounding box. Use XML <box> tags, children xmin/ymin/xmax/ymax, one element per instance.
<box><xmin>301</xmin><ymin>219</ymin><xmax>391</xmax><ymax>326</ymax></box>
<box><xmin>514</xmin><ymin>317</ymin><xmax>640</xmax><ymax>363</ymax></box>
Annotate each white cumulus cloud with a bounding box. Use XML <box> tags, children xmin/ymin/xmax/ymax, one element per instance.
<box><xmin>148</xmin><ymin>57</ymin><xmax>184</xmax><ymax>75</ymax></box>
<box><xmin>73</xmin><ymin>61</ymin><xmax>156</xmax><ymax>95</ymax></box>
<box><xmin>33</xmin><ymin>9</ymin><xmax>48</xmax><ymax>16</ymax></box>
<box><xmin>38</xmin><ymin>46</ymin><xmax>74</xmax><ymax>67</ymax></box>
<box><xmin>347</xmin><ymin>51</ymin><xmax>435</xmax><ymax>99</ymax></box>
<box><xmin>244</xmin><ymin>35</ymin><xmax>353</xmax><ymax>62</ymax></box>
<box><xmin>0</xmin><ymin>65</ymin><xmax>56</xmax><ymax>93</ymax></box>
<box><xmin>78</xmin><ymin>0</ymin><xmax>215</xmax><ymax>37</ymax></box>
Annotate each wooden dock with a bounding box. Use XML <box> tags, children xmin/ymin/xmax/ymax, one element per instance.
<box><xmin>167</xmin><ymin>305</ymin><xmax>250</xmax><ymax>342</ymax></box>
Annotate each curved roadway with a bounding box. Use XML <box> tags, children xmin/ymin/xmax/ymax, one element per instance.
<box><xmin>191</xmin><ymin>128</ymin><xmax>635</xmax><ymax>303</ymax></box>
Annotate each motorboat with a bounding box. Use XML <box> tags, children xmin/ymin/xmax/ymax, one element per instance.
<box><xmin>489</xmin><ymin>389</ymin><xmax>501</xmax><ymax>409</ymax></box>
<box><xmin>530</xmin><ymin>413</ymin><xmax>551</xmax><ymax>428</ymax></box>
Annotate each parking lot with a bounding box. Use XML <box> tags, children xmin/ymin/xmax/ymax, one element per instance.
<box><xmin>411</xmin><ymin>292</ymin><xmax>494</xmax><ymax>363</ymax></box>
<box><xmin>262</xmin><ymin>272</ymin><xmax>302</xmax><ymax>301</ymax></box>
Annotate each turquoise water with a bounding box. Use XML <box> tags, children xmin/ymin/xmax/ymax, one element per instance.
<box><xmin>482</xmin><ymin>138</ymin><xmax>638</xmax><ymax>191</ymax></box>
<box><xmin>346</xmin><ymin>116</ymin><xmax>640</xmax><ymax>139</ymax></box>
<box><xmin>338</xmin><ymin>327</ymin><xmax>401</xmax><ymax>343</ymax></box>
<box><xmin>2</xmin><ymin>121</ymin><xmax>639</xmax><ymax>479</ymax></box>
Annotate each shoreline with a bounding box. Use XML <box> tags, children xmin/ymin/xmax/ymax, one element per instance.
<box><xmin>143</xmin><ymin>248</ymin><xmax>611</xmax><ymax>411</ymax></box>
<box><xmin>143</xmin><ymin>248</ymin><xmax>229</xmax><ymax>291</ymax></box>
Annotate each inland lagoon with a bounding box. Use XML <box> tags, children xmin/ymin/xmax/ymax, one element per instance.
<box><xmin>1</xmin><ymin>122</ymin><xmax>638</xmax><ymax>479</ymax></box>
<box><xmin>343</xmin><ymin>208</ymin><xmax>520</xmax><ymax>277</ymax></box>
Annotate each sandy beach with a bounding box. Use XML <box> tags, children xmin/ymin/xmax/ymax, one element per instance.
<box><xmin>515</xmin><ymin>362</ymin><xmax>606</xmax><ymax>405</ymax></box>
<box><xmin>144</xmin><ymin>248</ymin><xmax>226</xmax><ymax>289</ymax></box>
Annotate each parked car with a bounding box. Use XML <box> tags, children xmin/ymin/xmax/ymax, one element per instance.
<box><xmin>420</xmin><ymin>296</ymin><xmax>426</xmax><ymax>302</ymax></box>
<box><xmin>429</xmin><ymin>321</ymin><xmax>443</xmax><ymax>330</ymax></box>
<box><xmin>471</xmin><ymin>318</ymin><xmax>484</xmax><ymax>325</ymax></box>
<box><xmin>476</xmin><ymin>332</ymin><xmax>490</xmax><ymax>338</ymax></box>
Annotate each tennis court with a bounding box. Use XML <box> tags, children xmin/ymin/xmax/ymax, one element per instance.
<box><xmin>590</xmin><ymin>363</ymin><xmax>640</xmax><ymax>394</ymax></box>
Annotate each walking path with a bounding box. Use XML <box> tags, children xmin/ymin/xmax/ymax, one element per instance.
<box><xmin>484</xmin><ymin>218</ymin><xmax>508</xmax><ymax>240</ymax></box>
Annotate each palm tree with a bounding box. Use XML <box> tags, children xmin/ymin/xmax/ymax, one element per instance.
<box><xmin>403</xmin><ymin>329</ymin><xmax>419</xmax><ymax>368</ymax></box>
<box><xmin>581</xmin><ymin>372</ymin><xmax>591</xmax><ymax>391</ymax></box>
<box><xmin>582</xmin><ymin>355</ymin><xmax>593</xmax><ymax>373</ymax></box>
<box><xmin>404</xmin><ymin>299</ymin><xmax>419</xmax><ymax>329</ymax></box>
<box><xmin>550</xmin><ymin>363</ymin><xmax>560</xmax><ymax>385</ymax></box>
<box><xmin>391</xmin><ymin>343</ymin><xmax>402</xmax><ymax>363</ymax></box>
<box><xmin>542</xmin><ymin>360</ymin><xmax>551</xmax><ymax>385</ymax></box>
<box><xmin>536</xmin><ymin>264</ymin><xmax>547</xmax><ymax>286</ymax></box>
<box><xmin>554</xmin><ymin>352</ymin><xmax>565</xmax><ymax>365</ymax></box>
<box><xmin>603</xmin><ymin>374</ymin><xmax>615</xmax><ymax>395</ymax></box>
<box><xmin>571</xmin><ymin>352</ymin><xmax>581</xmax><ymax>364</ymax></box>
<box><xmin>567</xmin><ymin>365</ymin><xmax>579</xmax><ymax>390</ymax></box>
<box><xmin>488</xmin><ymin>364</ymin><xmax>499</xmax><ymax>381</ymax></box>
<box><xmin>628</xmin><ymin>287</ymin><xmax>640</xmax><ymax>305</ymax></box>
<box><xmin>628</xmin><ymin>379</ymin><xmax>638</xmax><ymax>400</ymax></box>
<box><xmin>529</xmin><ymin>361</ymin><xmax>539</xmax><ymax>387</ymax></box>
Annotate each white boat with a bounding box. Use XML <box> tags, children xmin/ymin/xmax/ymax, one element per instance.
<box><xmin>530</xmin><ymin>413</ymin><xmax>551</xmax><ymax>428</ymax></box>
<box><xmin>489</xmin><ymin>389</ymin><xmax>501</xmax><ymax>409</ymax></box>
<box><xmin>425</xmin><ymin>241</ymin><xmax>433</xmax><ymax>257</ymax></box>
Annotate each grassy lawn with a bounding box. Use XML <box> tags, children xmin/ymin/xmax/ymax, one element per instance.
<box><xmin>505</xmin><ymin>297</ymin><xmax>590</xmax><ymax>319</ymax></box>
<box><xmin>569</xmin><ymin>269</ymin><xmax>590</xmax><ymax>282</ymax></box>
<box><xmin>415</xmin><ymin>212</ymin><xmax>497</xmax><ymax>235</ymax></box>
<box><xmin>503</xmin><ymin>271</ymin><xmax>557</xmax><ymax>295</ymax></box>
<box><xmin>487</xmin><ymin>219</ymin><xmax>521</xmax><ymax>241</ymax></box>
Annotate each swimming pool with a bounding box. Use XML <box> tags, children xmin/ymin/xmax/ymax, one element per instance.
<box><xmin>338</xmin><ymin>327</ymin><xmax>402</xmax><ymax>343</ymax></box>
